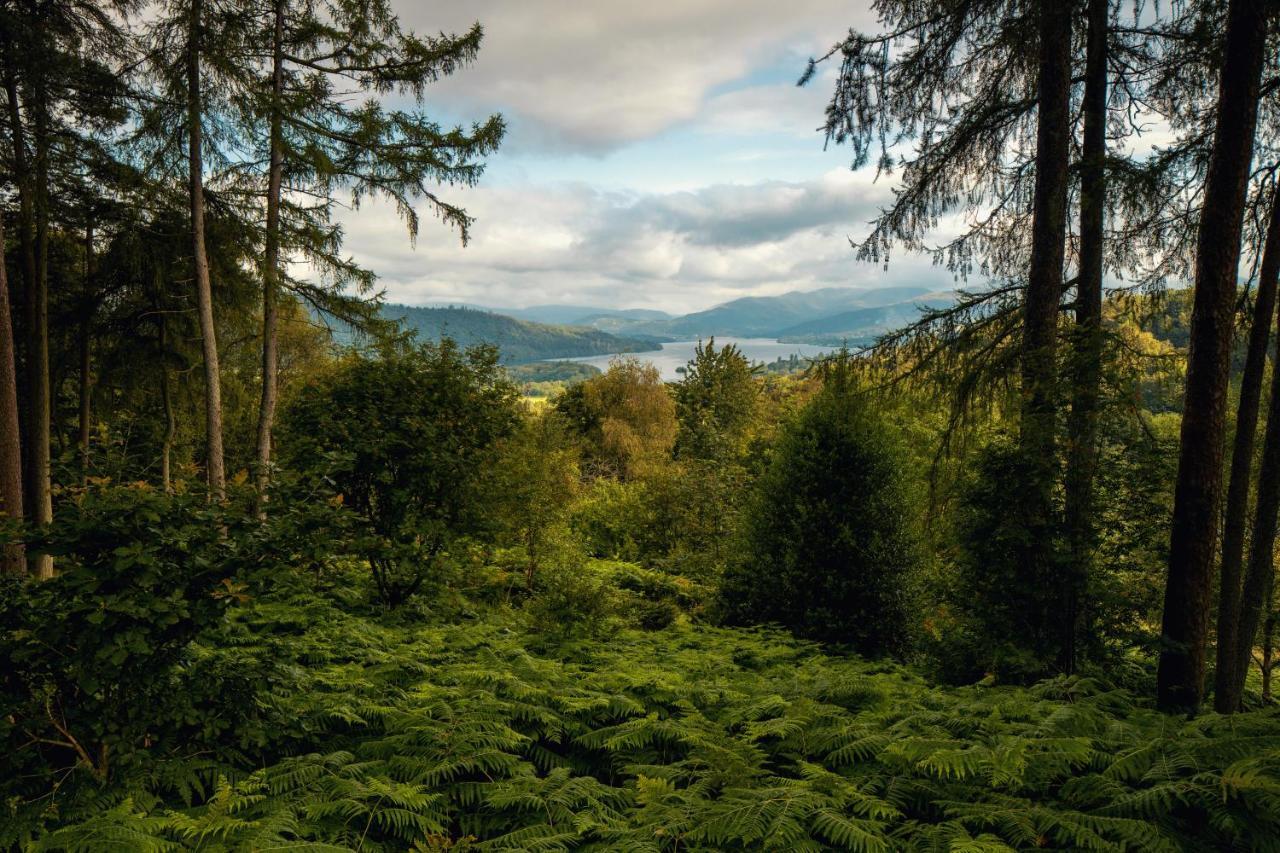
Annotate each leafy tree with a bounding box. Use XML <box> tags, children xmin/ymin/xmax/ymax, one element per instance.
<box><xmin>555</xmin><ymin>358</ymin><xmax>677</xmax><ymax>480</ymax></box>
<box><xmin>487</xmin><ymin>410</ymin><xmax>581</xmax><ymax>587</ymax></box>
<box><xmin>673</xmin><ymin>338</ymin><xmax>759</xmax><ymax>462</ymax></box>
<box><xmin>720</xmin><ymin>363</ymin><xmax>915</xmax><ymax>655</ymax></box>
<box><xmin>278</xmin><ymin>340</ymin><xmax>519</xmax><ymax>605</ymax></box>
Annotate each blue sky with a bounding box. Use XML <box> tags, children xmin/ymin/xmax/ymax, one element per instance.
<box><xmin>334</xmin><ymin>0</ymin><xmax>963</xmax><ymax>314</ymax></box>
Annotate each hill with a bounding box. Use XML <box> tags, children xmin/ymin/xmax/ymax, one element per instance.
<box><xmin>776</xmin><ymin>292</ymin><xmax>952</xmax><ymax>345</ymax></box>
<box><xmin>526</xmin><ymin>285</ymin><xmax>941</xmax><ymax>339</ymax></box>
<box><xmin>385</xmin><ymin>304</ymin><xmax>660</xmax><ymax>364</ymax></box>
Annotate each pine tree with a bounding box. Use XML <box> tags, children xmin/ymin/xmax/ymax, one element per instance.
<box><xmin>241</xmin><ymin>0</ymin><xmax>504</xmax><ymax>504</ymax></box>
<box><xmin>1157</xmin><ymin>0</ymin><xmax>1270</xmax><ymax>712</ymax></box>
<box><xmin>1061</xmin><ymin>0</ymin><xmax>1110</xmax><ymax>674</ymax></box>
<box><xmin>0</xmin><ymin>217</ymin><xmax>24</xmax><ymax>575</ymax></box>
<box><xmin>1216</xmin><ymin>185</ymin><xmax>1280</xmax><ymax>712</ymax></box>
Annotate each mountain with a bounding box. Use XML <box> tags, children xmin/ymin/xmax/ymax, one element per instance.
<box><xmin>635</xmin><ymin>285</ymin><xmax>938</xmax><ymax>338</ymax></box>
<box><xmin>385</xmin><ymin>305</ymin><xmax>660</xmax><ymax>364</ymax></box>
<box><xmin>775</xmin><ymin>292</ymin><xmax>953</xmax><ymax>345</ymax></box>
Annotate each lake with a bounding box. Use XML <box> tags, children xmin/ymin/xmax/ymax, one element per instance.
<box><xmin>557</xmin><ymin>337</ymin><xmax>836</xmax><ymax>381</ymax></box>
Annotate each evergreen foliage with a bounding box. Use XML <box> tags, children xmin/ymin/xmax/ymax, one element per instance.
<box><xmin>720</xmin><ymin>362</ymin><xmax>914</xmax><ymax>654</ymax></box>
<box><xmin>277</xmin><ymin>340</ymin><xmax>520</xmax><ymax>604</ymax></box>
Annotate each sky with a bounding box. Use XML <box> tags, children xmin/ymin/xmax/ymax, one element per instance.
<box><xmin>334</xmin><ymin>1</ymin><xmax>963</xmax><ymax>315</ymax></box>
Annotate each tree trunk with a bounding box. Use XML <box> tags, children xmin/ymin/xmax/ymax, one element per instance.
<box><xmin>1261</xmin><ymin>598</ymin><xmax>1275</xmax><ymax>703</ymax></box>
<box><xmin>1229</xmin><ymin>300</ymin><xmax>1280</xmax><ymax>709</ymax></box>
<box><xmin>1061</xmin><ymin>0</ymin><xmax>1108</xmax><ymax>674</ymax></box>
<box><xmin>1020</xmin><ymin>0</ymin><xmax>1072</xmax><ymax>664</ymax></box>
<box><xmin>160</xmin><ymin>317</ymin><xmax>175</xmax><ymax>496</ymax></box>
<box><xmin>78</xmin><ymin>222</ymin><xmax>94</xmax><ymax>483</ymax></box>
<box><xmin>1215</xmin><ymin>187</ymin><xmax>1280</xmax><ymax>712</ymax></box>
<box><xmin>1157</xmin><ymin>0</ymin><xmax>1267</xmax><ymax>713</ymax></box>
<box><xmin>0</xmin><ymin>217</ymin><xmax>25</xmax><ymax>574</ymax></box>
<box><xmin>255</xmin><ymin>0</ymin><xmax>285</xmax><ymax>512</ymax></box>
<box><xmin>187</xmin><ymin>0</ymin><xmax>225</xmax><ymax>500</ymax></box>
<box><xmin>27</xmin><ymin>58</ymin><xmax>52</xmax><ymax>579</ymax></box>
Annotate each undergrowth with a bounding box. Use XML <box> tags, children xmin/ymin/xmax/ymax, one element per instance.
<box><xmin>5</xmin><ymin>579</ymin><xmax>1279</xmax><ymax>852</ymax></box>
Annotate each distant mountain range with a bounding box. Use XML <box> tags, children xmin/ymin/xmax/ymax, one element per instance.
<box><xmin>384</xmin><ymin>305</ymin><xmax>661</xmax><ymax>364</ymax></box>
<box><xmin>388</xmin><ymin>285</ymin><xmax>955</xmax><ymax>363</ymax></box>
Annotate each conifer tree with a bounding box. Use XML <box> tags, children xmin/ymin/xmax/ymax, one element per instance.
<box><xmin>1157</xmin><ymin>0</ymin><xmax>1270</xmax><ymax>712</ymax></box>
<box><xmin>0</xmin><ymin>217</ymin><xmax>23</xmax><ymax>575</ymax></box>
<box><xmin>1215</xmin><ymin>185</ymin><xmax>1280</xmax><ymax>711</ymax></box>
<box><xmin>240</xmin><ymin>0</ymin><xmax>504</xmax><ymax>503</ymax></box>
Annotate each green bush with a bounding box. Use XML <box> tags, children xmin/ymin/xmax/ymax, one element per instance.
<box><xmin>0</xmin><ymin>486</ymin><xmax>245</xmax><ymax>799</ymax></box>
<box><xmin>720</xmin><ymin>372</ymin><xmax>916</xmax><ymax>655</ymax></box>
<box><xmin>278</xmin><ymin>340</ymin><xmax>520</xmax><ymax>605</ymax></box>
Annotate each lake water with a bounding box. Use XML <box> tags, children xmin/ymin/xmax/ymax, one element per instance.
<box><xmin>557</xmin><ymin>337</ymin><xmax>835</xmax><ymax>381</ymax></box>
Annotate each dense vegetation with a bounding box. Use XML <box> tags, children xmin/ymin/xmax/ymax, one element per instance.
<box><xmin>3</xmin><ymin>0</ymin><xmax>1280</xmax><ymax>850</ymax></box>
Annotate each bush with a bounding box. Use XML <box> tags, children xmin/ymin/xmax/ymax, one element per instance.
<box><xmin>278</xmin><ymin>340</ymin><xmax>520</xmax><ymax>605</ymax></box>
<box><xmin>0</xmin><ymin>486</ymin><xmax>244</xmax><ymax>792</ymax></box>
<box><xmin>719</xmin><ymin>370</ymin><xmax>915</xmax><ymax>656</ymax></box>
<box><xmin>942</xmin><ymin>438</ymin><xmax>1067</xmax><ymax>683</ymax></box>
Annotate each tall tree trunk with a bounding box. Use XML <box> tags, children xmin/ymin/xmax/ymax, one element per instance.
<box><xmin>78</xmin><ymin>222</ymin><xmax>94</xmax><ymax>483</ymax></box>
<box><xmin>1230</xmin><ymin>302</ymin><xmax>1280</xmax><ymax>709</ymax></box>
<box><xmin>1157</xmin><ymin>0</ymin><xmax>1268</xmax><ymax>713</ymax></box>
<box><xmin>1215</xmin><ymin>187</ymin><xmax>1280</xmax><ymax>712</ymax></box>
<box><xmin>187</xmin><ymin>0</ymin><xmax>225</xmax><ymax>500</ymax></box>
<box><xmin>26</xmin><ymin>59</ymin><xmax>52</xmax><ymax>579</ymax></box>
<box><xmin>255</xmin><ymin>0</ymin><xmax>285</xmax><ymax>512</ymax></box>
<box><xmin>1020</xmin><ymin>0</ymin><xmax>1072</xmax><ymax>664</ymax></box>
<box><xmin>0</xmin><ymin>217</ymin><xmax>25</xmax><ymax>574</ymax></box>
<box><xmin>159</xmin><ymin>310</ymin><xmax>175</xmax><ymax>496</ymax></box>
<box><xmin>1061</xmin><ymin>0</ymin><xmax>1108</xmax><ymax>674</ymax></box>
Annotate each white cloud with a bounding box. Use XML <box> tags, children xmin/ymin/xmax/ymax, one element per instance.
<box><xmin>335</xmin><ymin>170</ymin><xmax>960</xmax><ymax>314</ymax></box>
<box><xmin>405</xmin><ymin>0</ymin><xmax>875</xmax><ymax>152</ymax></box>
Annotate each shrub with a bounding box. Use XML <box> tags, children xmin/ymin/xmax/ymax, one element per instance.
<box><xmin>0</xmin><ymin>486</ymin><xmax>243</xmax><ymax>791</ymax></box>
<box><xmin>719</xmin><ymin>370</ymin><xmax>915</xmax><ymax>656</ymax></box>
<box><xmin>278</xmin><ymin>340</ymin><xmax>520</xmax><ymax>605</ymax></box>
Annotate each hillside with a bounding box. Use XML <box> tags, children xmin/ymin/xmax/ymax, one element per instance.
<box><xmin>651</xmin><ymin>285</ymin><xmax>936</xmax><ymax>338</ymax></box>
<box><xmin>385</xmin><ymin>304</ymin><xmax>661</xmax><ymax>363</ymax></box>
<box><xmin>776</xmin><ymin>293</ymin><xmax>952</xmax><ymax>345</ymax></box>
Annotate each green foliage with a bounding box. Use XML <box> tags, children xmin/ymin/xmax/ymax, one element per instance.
<box><xmin>278</xmin><ymin>340</ymin><xmax>520</xmax><ymax>604</ymax></box>
<box><xmin>942</xmin><ymin>437</ymin><xmax>1069</xmax><ymax>683</ymax></box>
<box><xmin>720</xmin><ymin>368</ymin><xmax>916</xmax><ymax>655</ymax></box>
<box><xmin>555</xmin><ymin>358</ymin><xmax>677</xmax><ymax>480</ymax></box>
<box><xmin>8</xmin><ymin>591</ymin><xmax>1279</xmax><ymax>850</ymax></box>
<box><xmin>484</xmin><ymin>411</ymin><xmax>581</xmax><ymax>587</ymax></box>
<box><xmin>0</xmin><ymin>485</ymin><xmax>243</xmax><ymax>795</ymax></box>
<box><xmin>673</xmin><ymin>337</ymin><xmax>760</xmax><ymax>462</ymax></box>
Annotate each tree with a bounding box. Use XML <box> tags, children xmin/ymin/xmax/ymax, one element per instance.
<box><xmin>673</xmin><ymin>337</ymin><xmax>759</xmax><ymax>462</ymax></box>
<box><xmin>1061</xmin><ymin>0</ymin><xmax>1110</xmax><ymax>674</ymax></box>
<box><xmin>185</xmin><ymin>0</ymin><xmax>225</xmax><ymax>499</ymax></box>
<box><xmin>278</xmin><ymin>340</ymin><xmax>519</xmax><ymax>605</ymax></box>
<box><xmin>1018</xmin><ymin>0</ymin><xmax>1073</xmax><ymax>665</ymax></box>
<box><xmin>1228</xmin><ymin>290</ymin><xmax>1280</xmax><ymax>709</ymax></box>
<box><xmin>1157</xmin><ymin>0</ymin><xmax>1269</xmax><ymax>712</ymax></box>
<box><xmin>243</xmin><ymin>0</ymin><xmax>504</xmax><ymax>504</ymax></box>
<box><xmin>555</xmin><ymin>358</ymin><xmax>677</xmax><ymax>480</ymax></box>
<box><xmin>1216</xmin><ymin>184</ymin><xmax>1280</xmax><ymax>712</ymax></box>
<box><xmin>719</xmin><ymin>361</ymin><xmax>915</xmax><ymax>655</ymax></box>
<box><xmin>488</xmin><ymin>411</ymin><xmax>580</xmax><ymax>587</ymax></box>
<box><xmin>0</xmin><ymin>217</ymin><xmax>23</xmax><ymax>574</ymax></box>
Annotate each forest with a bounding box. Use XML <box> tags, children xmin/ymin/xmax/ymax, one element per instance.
<box><xmin>1</xmin><ymin>0</ymin><xmax>1280</xmax><ymax>850</ymax></box>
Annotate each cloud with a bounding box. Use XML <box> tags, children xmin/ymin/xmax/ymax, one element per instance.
<box><xmin>402</xmin><ymin>0</ymin><xmax>875</xmax><ymax>153</ymax></box>
<box><xmin>333</xmin><ymin>170</ymin><xmax>960</xmax><ymax>314</ymax></box>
